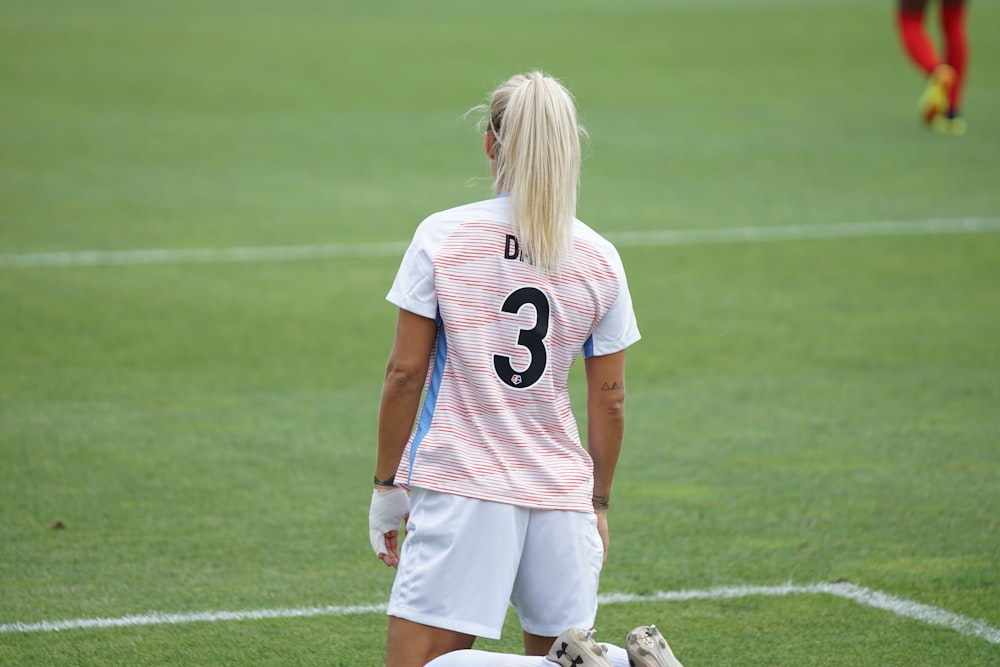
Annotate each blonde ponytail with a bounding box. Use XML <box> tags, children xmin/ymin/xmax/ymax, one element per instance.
<box><xmin>481</xmin><ymin>72</ymin><xmax>584</xmax><ymax>272</ymax></box>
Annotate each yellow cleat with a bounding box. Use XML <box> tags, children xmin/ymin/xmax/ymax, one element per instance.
<box><xmin>918</xmin><ymin>64</ymin><xmax>956</xmax><ymax>126</ymax></box>
<box><xmin>932</xmin><ymin>115</ymin><xmax>967</xmax><ymax>136</ymax></box>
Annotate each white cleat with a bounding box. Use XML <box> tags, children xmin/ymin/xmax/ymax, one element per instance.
<box><xmin>626</xmin><ymin>625</ymin><xmax>684</xmax><ymax>667</ymax></box>
<box><xmin>546</xmin><ymin>628</ymin><xmax>613</xmax><ymax>667</ymax></box>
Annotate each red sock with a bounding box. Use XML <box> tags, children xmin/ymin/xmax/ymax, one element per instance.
<box><xmin>897</xmin><ymin>7</ymin><xmax>939</xmax><ymax>75</ymax></box>
<box><xmin>940</xmin><ymin>0</ymin><xmax>969</xmax><ymax>115</ymax></box>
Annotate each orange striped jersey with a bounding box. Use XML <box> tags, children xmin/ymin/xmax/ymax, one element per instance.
<box><xmin>386</xmin><ymin>197</ymin><xmax>640</xmax><ymax>512</ymax></box>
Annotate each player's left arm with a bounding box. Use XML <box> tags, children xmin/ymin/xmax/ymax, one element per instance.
<box><xmin>584</xmin><ymin>349</ymin><xmax>627</xmax><ymax>563</ymax></box>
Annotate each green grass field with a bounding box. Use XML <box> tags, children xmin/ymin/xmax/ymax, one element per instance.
<box><xmin>2</xmin><ymin>0</ymin><xmax>999</xmax><ymax>665</ymax></box>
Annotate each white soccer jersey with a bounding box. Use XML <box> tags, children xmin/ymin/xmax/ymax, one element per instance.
<box><xmin>386</xmin><ymin>197</ymin><xmax>640</xmax><ymax>512</ymax></box>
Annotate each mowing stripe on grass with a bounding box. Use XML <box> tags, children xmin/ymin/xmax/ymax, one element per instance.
<box><xmin>1</xmin><ymin>216</ymin><xmax>998</xmax><ymax>268</ymax></box>
<box><xmin>2</xmin><ymin>583</ymin><xmax>998</xmax><ymax>644</ymax></box>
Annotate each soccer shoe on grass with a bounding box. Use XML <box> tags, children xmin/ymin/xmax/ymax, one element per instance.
<box><xmin>932</xmin><ymin>114</ymin><xmax>967</xmax><ymax>136</ymax></box>
<box><xmin>625</xmin><ymin>625</ymin><xmax>684</xmax><ymax>667</ymax></box>
<box><xmin>918</xmin><ymin>64</ymin><xmax>956</xmax><ymax>126</ymax></box>
<box><xmin>546</xmin><ymin>628</ymin><xmax>613</xmax><ymax>667</ymax></box>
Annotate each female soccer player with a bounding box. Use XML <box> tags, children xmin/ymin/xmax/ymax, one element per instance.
<box><xmin>367</xmin><ymin>72</ymin><xmax>666</xmax><ymax>667</ymax></box>
<box><xmin>895</xmin><ymin>0</ymin><xmax>970</xmax><ymax>134</ymax></box>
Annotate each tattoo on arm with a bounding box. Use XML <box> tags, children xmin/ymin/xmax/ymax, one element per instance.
<box><xmin>601</xmin><ymin>382</ymin><xmax>624</xmax><ymax>390</ymax></box>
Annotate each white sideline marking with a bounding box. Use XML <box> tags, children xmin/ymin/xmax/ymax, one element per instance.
<box><xmin>599</xmin><ymin>582</ymin><xmax>1000</xmax><ymax>645</ymax></box>
<box><xmin>0</xmin><ymin>240</ymin><xmax>410</xmax><ymax>268</ymax></box>
<box><xmin>1</xmin><ymin>216</ymin><xmax>998</xmax><ymax>268</ymax></box>
<box><xmin>2</xmin><ymin>583</ymin><xmax>998</xmax><ymax>645</ymax></box>
<box><xmin>606</xmin><ymin>216</ymin><xmax>1000</xmax><ymax>247</ymax></box>
<box><xmin>0</xmin><ymin>603</ymin><xmax>389</xmax><ymax>635</ymax></box>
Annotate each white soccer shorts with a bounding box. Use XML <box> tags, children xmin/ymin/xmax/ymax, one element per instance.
<box><xmin>387</xmin><ymin>487</ymin><xmax>604</xmax><ymax>640</ymax></box>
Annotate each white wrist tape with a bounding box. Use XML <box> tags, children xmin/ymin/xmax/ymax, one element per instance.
<box><xmin>368</xmin><ymin>487</ymin><xmax>410</xmax><ymax>557</ymax></box>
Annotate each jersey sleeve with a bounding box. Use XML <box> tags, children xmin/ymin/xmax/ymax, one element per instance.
<box><xmin>386</xmin><ymin>219</ymin><xmax>438</xmax><ymax>319</ymax></box>
<box><xmin>584</xmin><ymin>248</ymin><xmax>641</xmax><ymax>357</ymax></box>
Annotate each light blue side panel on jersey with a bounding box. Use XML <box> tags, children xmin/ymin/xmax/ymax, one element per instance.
<box><xmin>583</xmin><ymin>334</ymin><xmax>595</xmax><ymax>359</ymax></box>
<box><xmin>408</xmin><ymin>313</ymin><xmax>447</xmax><ymax>484</ymax></box>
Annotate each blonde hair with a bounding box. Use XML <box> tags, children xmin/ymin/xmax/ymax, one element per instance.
<box><xmin>480</xmin><ymin>71</ymin><xmax>584</xmax><ymax>272</ymax></box>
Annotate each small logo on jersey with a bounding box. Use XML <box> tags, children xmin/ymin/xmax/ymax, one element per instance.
<box><xmin>511</xmin><ymin>374</ymin><xmax>523</xmax><ymax>386</ymax></box>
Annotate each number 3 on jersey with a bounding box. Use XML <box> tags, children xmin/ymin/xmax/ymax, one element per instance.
<box><xmin>493</xmin><ymin>287</ymin><xmax>550</xmax><ymax>389</ymax></box>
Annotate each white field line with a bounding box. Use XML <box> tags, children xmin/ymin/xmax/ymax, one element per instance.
<box><xmin>2</xmin><ymin>582</ymin><xmax>998</xmax><ymax>645</ymax></box>
<box><xmin>1</xmin><ymin>216</ymin><xmax>998</xmax><ymax>268</ymax></box>
<box><xmin>599</xmin><ymin>582</ymin><xmax>1000</xmax><ymax>645</ymax></box>
<box><xmin>0</xmin><ymin>240</ymin><xmax>411</xmax><ymax>268</ymax></box>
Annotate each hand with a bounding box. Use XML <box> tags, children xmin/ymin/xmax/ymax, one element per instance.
<box><xmin>595</xmin><ymin>508</ymin><xmax>609</xmax><ymax>564</ymax></box>
<box><xmin>369</xmin><ymin>487</ymin><xmax>410</xmax><ymax>568</ymax></box>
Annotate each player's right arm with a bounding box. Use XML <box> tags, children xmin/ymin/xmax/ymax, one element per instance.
<box><xmin>376</xmin><ymin>308</ymin><xmax>437</xmax><ymax>480</ymax></box>
<box><xmin>371</xmin><ymin>308</ymin><xmax>437</xmax><ymax>567</ymax></box>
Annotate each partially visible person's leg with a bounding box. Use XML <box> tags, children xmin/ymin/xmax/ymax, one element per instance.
<box><xmin>386</xmin><ymin>490</ymin><xmax>530</xmax><ymax>664</ymax></box>
<box><xmin>386</xmin><ymin>616</ymin><xmax>476</xmax><ymax>667</ymax></box>
<box><xmin>896</xmin><ymin>0</ymin><xmax>968</xmax><ymax>129</ymax></box>
<box><xmin>421</xmin><ymin>627</ymin><xmax>687</xmax><ymax>667</ymax></box>
<box><xmin>940</xmin><ymin>0</ymin><xmax>969</xmax><ymax>116</ymax></box>
<box><xmin>897</xmin><ymin>0</ymin><xmax>938</xmax><ymax>74</ymax></box>
<box><xmin>523</xmin><ymin>631</ymin><xmax>557</xmax><ymax>657</ymax></box>
<box><xmin>424</xmin><ymin>629</ymin><xmax>626</xmax><ymax>667</ymax></box>
<box><xmin>425</xmin><ymin>649</ymin><xmax>546</xmax><ymax>667</ymax></box>
<box><xmin>512</xmin><ymin>509</ymin><xmax>604</xmax><ymax>649</ymax></box>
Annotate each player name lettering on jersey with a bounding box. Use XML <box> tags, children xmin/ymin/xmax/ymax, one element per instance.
<box><xmin>503</xmin><ymin>234</ymin><xmax>523</xmax><ymax>261</ymax></box>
